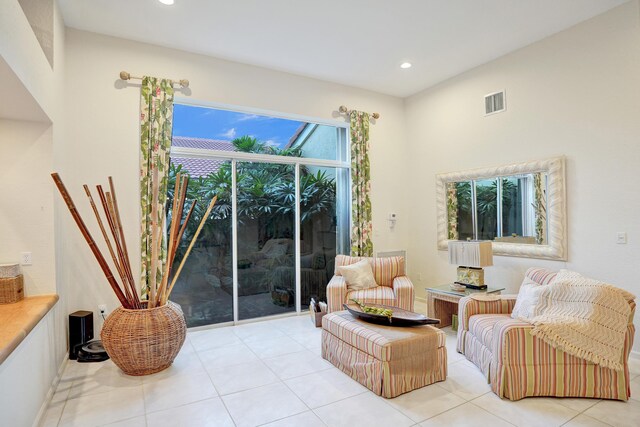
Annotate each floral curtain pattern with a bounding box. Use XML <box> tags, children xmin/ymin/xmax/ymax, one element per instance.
<box><xmin>533</xmin><ymin>172</ymin><xmax>547</xmax><ymax>244</ymax></box>
<box><xmin>446</xmin><ymin>182</ymin><xmax>459</xmax><ymax>240</ymax></box>
<box><xmin>140</xmin><ymin>77</ymin><xmax>174</xmax><ymax>298</ymax></box>
<box><xmin>349</xmin><ymin>111</ymin><xmax>373</xmax><ymax>257</ymax></box>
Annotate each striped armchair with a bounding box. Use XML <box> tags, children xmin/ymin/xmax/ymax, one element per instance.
<box><xmin>326</xmin><ymin>255</ymin><xmax>414</xmax><ymax>313</ymax></box>
<box><xmin>457</xmin><ymin>268</ymin><xmax>636</xmax><ymax>401</ymax></box>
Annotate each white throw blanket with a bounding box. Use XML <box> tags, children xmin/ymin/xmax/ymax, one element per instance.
<box><xmin>528</xmin><ymin>270</ymin><xmax>634</xmax><ymax>371</ymax></box>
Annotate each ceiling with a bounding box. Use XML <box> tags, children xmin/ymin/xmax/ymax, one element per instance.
<box><xmin>59</xmin><ymin>0</ymin><xmax>626</xmax><ymax>97</ymax></box>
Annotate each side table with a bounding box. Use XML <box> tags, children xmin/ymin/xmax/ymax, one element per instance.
<box><xmin>426</xmin><ymin>284</ymin><xmax>505</xmax><ymax>328</ymax></box>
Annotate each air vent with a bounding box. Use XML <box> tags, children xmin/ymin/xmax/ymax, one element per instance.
<box><xmin>485</xmin><ymin>91</ymin><xmax>506</xmax><ymax>115</ymax></box>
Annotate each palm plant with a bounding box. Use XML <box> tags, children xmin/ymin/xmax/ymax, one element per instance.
<box><xmin>167</xmin><ymin>135</ymin><xmax>337</xmax><ymax>261</ymax></box>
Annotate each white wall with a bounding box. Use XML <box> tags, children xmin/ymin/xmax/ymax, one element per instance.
<box><xmin>0</xmin><ymin>0</ymin><xmax>54</xmax><ymax>120</ymax></box>
<box><xmin>404</xmin><ymin>1</ymin><xmax>640</xmax><ymax>347</ymax></box>
<box><xmin>61</xmin><ymin>29</ymin><xmax>408</xmax><ymax>320</ymax></box>
<box><xmin>0</xmin><ymin>119</ymin><xmax>55</xmax><ymax>296</ymax></box>
<box><xmin>0</xmin><ymin>2</ymin><xmax>67</xmax><ymax>426</ymax></box>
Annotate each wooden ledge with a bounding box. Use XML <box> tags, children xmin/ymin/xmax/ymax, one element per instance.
<box><xmin>0</xmin><ymin>295</ymin><xmax>59</xmax><ymax>365</ymax></box>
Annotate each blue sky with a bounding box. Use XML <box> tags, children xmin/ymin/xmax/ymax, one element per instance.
<box><xmin>172</xmin><ymin>104</ymin><xmax>305</xmax><ymax>148</ymax></box>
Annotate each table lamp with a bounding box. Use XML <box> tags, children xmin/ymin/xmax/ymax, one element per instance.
<box><xmin>448</xmin><ymin>240</ymin><xmax>493</xmax><ymax>290</ymax></box>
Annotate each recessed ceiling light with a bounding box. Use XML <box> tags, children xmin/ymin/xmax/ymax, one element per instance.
<box><xmin>400</xmin><ymin>62</ymin><xmax>412</xmax><ymax>69</ymax></box>
<box><xmin>158</xmin><ymin>0</ymin><xmax>174</xmax><ymax>5</ymax></box>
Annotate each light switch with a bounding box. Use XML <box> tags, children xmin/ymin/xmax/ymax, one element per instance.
<box><xmin>616</xmin><ymin>232</ymin><xmax>627</xmax><ymax>244</ymax></box>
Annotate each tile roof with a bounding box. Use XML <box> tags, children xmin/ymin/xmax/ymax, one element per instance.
<box><xmin>171</xmin><ymin>136</ymin><xmax>235</xmax><ymax>177</ymax></box>
<box><xmin>172</xmin><ymin>136</ymin><xmax>235</xmax><ymax>151</ymax></box>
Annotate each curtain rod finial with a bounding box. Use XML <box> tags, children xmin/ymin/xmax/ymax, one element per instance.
<box><xmin>371</xmin><ymin>112</ymin><xmax>380</xmax><ymax>119</ymax></box>
<box><xmin>338</xmin><ymin>105</ymin><xmax>348</xmax><ymax>114</ymax></box>
<box><xmin>179</xmin><ymin>79</ymin><xmax>189</xmax><ymax>88</ymax></box>
<box><xmin>119</xmin><ymin>71</ymin><xmax>131</xmax><ymax>81</ymax></box>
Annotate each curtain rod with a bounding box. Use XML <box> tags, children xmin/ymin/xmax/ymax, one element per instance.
<box><xmin>119</xmin><ymin>71</ymin><xmax>190</xmax><ymax>88</ymax></box>
<box><xmin>338</xmin><ymin>105</ymin><xmax>380</xmax><ymax>120</ymax></box>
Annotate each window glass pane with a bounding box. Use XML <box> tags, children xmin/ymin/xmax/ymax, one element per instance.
<box><xmin>237</xmin><ymin>161</ymin><xmax>296</xmax><ymax>320</ymax></box>
<box><xmin>455</xmin><ymin>181</ymin><xmax>474</xmax><ymax>240</ymax></box>
<box><xmin>299</xmin><ymin>166</ymin><xmax>341</xmax><ymax>308</ymax></box>
<box><xmin>501</xmin><ymin>176</ymin><xmax>524</xmax><ymax>237</ymax></box>
<box><xmin>475</xmin><ymin>179</ymin><xmax>498</xmax><ymax>240</ymax></box>
<box><xmin>166</xmin><ymin>160</ymin><xmax>234</xmax><ymax>327</ymax></box>
<box><xmin>173</xmin><ymin>104</ymin><xmax>341</xmax><ymax>161</ymax></box>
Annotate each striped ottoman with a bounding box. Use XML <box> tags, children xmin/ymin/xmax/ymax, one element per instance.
<box><xmin>321</xmin><ymin>311</ymin><xmax>447</xmax><ymax>398</ymax></box>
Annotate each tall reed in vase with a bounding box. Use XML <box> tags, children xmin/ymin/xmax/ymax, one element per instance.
<box><xmin>52</xmin><ymin>172</ymin><xmax>216</xmax><ymax>375</ymax></box>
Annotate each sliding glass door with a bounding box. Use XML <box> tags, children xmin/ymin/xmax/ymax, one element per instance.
<box><xmin>236</xmin><ymin>161</ymin><xmax>296</xmax><ymax>320</ymax></box>
<box><xmin>167</xmin><ymin>160</ymin><xmax>234</xmax><ymax>327</ymax></box>
<box><xmin>168</xmin><ymin>101</ymin><xmax>349</xmax><ymax>328</ymax></box>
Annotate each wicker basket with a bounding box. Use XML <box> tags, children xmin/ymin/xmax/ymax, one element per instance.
<box><xmin>0</xmin><ymin>263</ymin><xmax>21</xmax><ymax>278</ymax></box>
<box><xmin>0</xmin><ymin>275</ymin><xmax>24</xmax><ymax>304</ymax></box>
<box><xmin>101</xmin><ymin>301</ymin><xmax>187</xmax><ymax>376</ymax></box>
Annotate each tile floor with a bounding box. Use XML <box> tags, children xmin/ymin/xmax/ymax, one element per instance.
<box><xmin>41</xmin><ymin>311</ymin><xmax>640</xmax><ymax>427</ymax></box>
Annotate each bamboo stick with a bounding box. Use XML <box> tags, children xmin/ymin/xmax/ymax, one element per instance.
<box><xmin>83</xmin><ymin>185</ymin><xmax>133</xmax><ymax>305</ymax></box>
<box><xmin>176</xmin><ymin>200</ymin><xmax>197</xmax><ymax>247</ymax></box>
<box><xmin>105</xmin><ymin>191</ymin><xmax>136</xmax><ymax>307</ymax></box>
<box><xmin>106</xmin><ymin>192</ymin><xmax>139</xmax><ymax>309</ymax></box>
<box><xmin>167</xmin><ymin>176</ymin><xmax>189</xmax><ymax>268</ymax></box>
<box><xmin>104</xmin><ymin>191</ymin><xmax>139</xmax><ymax>309</ymax></box>
<box><xmin>109</xmin><ymin>176</ymin><xmax>140</xmax><ymax>308</ymax></box>
<box><xmin>97</xmin><ymin>186</ymin><xmax>136</xmax><ymax>308</ymax></box>
<box><xmin>149</xmin><ymin>167</ymin><xmax>160</xmax><ymax>308</ymax></box>
<box><xmin>164</xmin><ymin>196</ymin><xmax>217</xmax><ymax>304</ymax></box>
<box><xmin>51</xmin><ymin>173</ymin><xmax>131</xmax><ymax>308</ymax></box>
<box><xmin>156</xmin><ymin>174</ymin><xmax>184</xmax><ymax>306</ymax></box>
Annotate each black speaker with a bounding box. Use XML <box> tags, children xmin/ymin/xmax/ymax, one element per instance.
<box><xmin>69</xmin><ymin>310</ymin><xmax>93</xmax><ymax>360</ymax></box>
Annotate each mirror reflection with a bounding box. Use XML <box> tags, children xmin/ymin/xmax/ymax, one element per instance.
<box><xmin>447</xmin><ymin>173</ymin><xmax>547</xmax><ymax>245</ymax></box>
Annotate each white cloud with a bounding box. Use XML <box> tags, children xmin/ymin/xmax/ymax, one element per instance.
<box><xmin>220</xmin><ymin>128</ymin><xmax>237</xmax><ymax>139</ymax></box>
<box><xmin>236</xmin><ymin>114</ymin><xmax>260</xmax><ymax>122</ymax></box>
<box><xmin>264</xmin><ymin>138</ymin><xmax>279</xmax><ymax>147</ymax></box>
<box><xmin>236</xmin><ymin>114</ymin><xmax>272</xmax><ymax>123</ymax></box>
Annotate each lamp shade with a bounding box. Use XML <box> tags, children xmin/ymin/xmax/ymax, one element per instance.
<box><xmin>448</xmin><ymin>241</ymin><xmax>493</xmax><ymax>268</ymax></box>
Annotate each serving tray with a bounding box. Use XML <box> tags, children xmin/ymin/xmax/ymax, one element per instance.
<box><xmin>343</xmin><ymin>303</ymin><xmax>439</xmax><ymax>327</ymax></box>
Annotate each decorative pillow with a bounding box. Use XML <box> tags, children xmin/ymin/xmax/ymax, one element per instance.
<box><xmin>337</xmin><ymin>259</ymin><xmax>377</xmax><ymax>291</ymax></box>
<box><xmin>511</xmin><ymin>277</ymin><xmax>550</xmax><ymax>320</ymax></box>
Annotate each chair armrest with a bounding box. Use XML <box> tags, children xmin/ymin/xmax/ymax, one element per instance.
<box><xmin>326</xmin><ymin>276</ymin><xmax>347</xmax><ymax>313</ymax></box>
<box><xmin>392</xmin><ymin>276</ymin><xmax>414</xmax><ymax>311</ymax></box>
<box><xmin>458</xmin><ymin>295</ymin><xmax>518</xmax><ymax>332</ymax></box>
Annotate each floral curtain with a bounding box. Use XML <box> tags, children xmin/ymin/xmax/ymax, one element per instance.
<box><xmin>140</xmin><ymin>77</ymin><xmax>174</xmax><ymax>298</ymax></box>
<box><xmin>349</xmin><ymin>111</ymin><xmax>373</xmax><ymax>257</ymax></box>
<box><xmin>533</xmin><ymin>172</ymin><xmax>547</xmax><ymax>244</ymax></box>
<box><xmin>446</xmin><ymin>182</ymin><xmax>459</xmax><ymax>240</ymax></box>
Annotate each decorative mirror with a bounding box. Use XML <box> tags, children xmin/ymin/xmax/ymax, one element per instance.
<box><xmin>436</xmin><ymin>157</ymin><xmax>566</xmax><ymax>260</ymax></box>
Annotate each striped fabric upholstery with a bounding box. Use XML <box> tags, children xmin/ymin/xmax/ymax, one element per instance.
<box><xmin>334</xmin><ymin>255</ymin><xmax>405</xmax><ymax>287</ymax></box>
<box><xmin>393</xmin><ymin>276</ymin><xmax>415</xmax><ymax>311</ymax></box>
<box><xmin>524</xmin><ymin>267</ymin><xmax>557</xmax><ymax>286</ymax></box>
<box><xmin>491</xmin><ymin>320</ymin><xmax>635</xmax><ymax>401</ymax></box>
<box><xmin>327</xmin><ymin>256</ymin><xmax>414</xmax><ymax>312</ymax></box>
<box><xmin>322</xmin><ymin>312</ymin><xmax>447</xmax><ymax>398</ymax></box>
<box><xmin>457</xmin><ymin>267</ymin><xmax>636</xmax><ymax>401</ymax></box>
<box><xmin>346</xmin><ymin>286</ymin><xmax>396</xmax><ymax>308</ymax></box>
<box><xmin>327</xmin><ymin>276</ymin><xmax>348</xmax><ymax>312</ymax></box>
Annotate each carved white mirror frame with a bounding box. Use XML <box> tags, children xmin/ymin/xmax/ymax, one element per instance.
<box><xmin>436</xmin><ymin>157</ymin><xmax>567</xmax><ymax>260</ymax></box>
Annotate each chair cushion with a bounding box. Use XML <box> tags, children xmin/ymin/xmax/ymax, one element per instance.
<box><xmin>338</xmin><ymin>259</ymin><xmax>378</xmax><ymax>291</ymax></box>
<box><xmin>335</xmin><ymin>255</ymin><xmax>405</xmax><ymax>287</ymax></box>
<box><xmin>346</xmin><ymin>286</ymin><xmax>396</xmax><ymax>307</ymax></box>
<box><xmin>468</xmin><ymin>314</ymin><xmax>511</xmax><ymax>350</ymax></box>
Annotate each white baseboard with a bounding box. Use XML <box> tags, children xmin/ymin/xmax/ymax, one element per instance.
<box><xmin>33</xmin><ymin>354</ymin><xmax>68</xmax><ymax>427</ymax></box>
<box><xmin>415</xmin><ymin>296</ymin><xmax>427</xmax><ymax>304</ymax></box>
